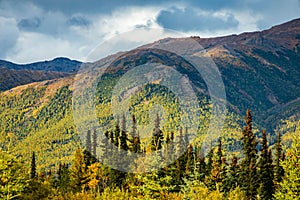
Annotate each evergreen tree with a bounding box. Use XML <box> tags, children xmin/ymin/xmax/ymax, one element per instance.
<box><xmin>274</xmin><ymin>131</ymin><xmax>284</xmax><ymax>185</ymax></box>
<box><xmin>210</xmin><ymin>139</ymin><xmax>224</xmax><ymax>191</ymax></box>
<box><xmin>195</xmin><ymin>148</ymin><xmax>206</xmax><ymax>182</ymax></box>
<box><xmin>165</xmin><ymin>132</ymin><xmax>175</xmax><ymax>162</ymax></box>
<box><xmin>257</xmin><ymin>130</ymin><xmax>274</xmax><ymax>200</ymax></box>
<box><xmin>99</xmin><ymin>130</ymin><xmax>109</xmax><ymax>162</ymax></box>
<box><xmin>151</xmin><ymin>113</ymin><xmax>164</xmax><ymax>151</ymax></box>
<box><xmin>223</xmin><ymin>156</ymin><xmax>239</xmax><ymax>193</ymax></box>
<box><xmin>169</xmin><ymin>132</ymin><xmax>175</xmax><ymax>160</ymax></box>
<box><xmin>166</xmin><ymin>132</ymin><xmax>171</xmax><ymax>144</ymax></box>
<box><xmin>92</xmin><ymin>128</ymin><xmax>97</xmax><ymax>157</ymax></box>
<box><xmin>185</xmin><ymin>144</ymin><xmax>194</xmax><ymax>175</ymax></box>
<box><xmin>30</xmin><ymin>151</ymin><xmax>36</xmax><ymax>179</ymax></box>
<box><xmin>120</xmin><ymin>114</ymin><xmax>129</xmax><ymax>151</ymax></box>
<box><xmin>83</xmin><ymin>149</ymin><xmax>97</xmax><ymax>170</ymax></box>
<box><xmin>109</xmin><ymin>130</ymin><xmax>114</xmax><ymax>147</ymax></box>
<box><xmin>206</xmin><ymin>145</ymin><xmax>214</xmax><ymax>176</ymax></box>
<box><xmin>132</xmin><ymin>131</ymin><xmax>141</xmax><ymax>153</ymax></box>
<box><xmin>86</xmin><ymin>130</ymin><xmax>92</xmax><ymax>153</ymax></box>
<box><xmin>239</xmin><ymin>110</ymin><xmax>258</xmax><ymax>199</ymax></box>
<box><xmin>176</xmin><ymin>127</ymin><xmax>186</xmax><ymax>182</ymax></box>
<box><xmin>205</xmin><ymin>145</ymin><xmax>215</xmax><ymax>190</ymax></box>
<box><xmin>130</xmin><ymin>114</ymin><xmax>141</xmax><ymax>153</ymax></box>
<box><xmin>114</xmin><ymin>117</ymin><xmax>120</xmax><ymax>148</ymax></box>
<box><xmin>184</xmin><ymin>127</ymin><xmax>189</xmax><ymax>148</ymax></box>
<box><xmin>54</xmin><ymin>163</ymin><xmax>70</xmax><ymax>192</ymax></box>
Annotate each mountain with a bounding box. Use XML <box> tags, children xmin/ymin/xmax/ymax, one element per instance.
<box><xmin>0</xmin><ymin>18</ymin><xmax>299</xmax><ymax>169</ymax></box>
<box><xmin>0</xmin><ymin>67</ymin><xmax>72</xmax><ymax>91</ymax></box>
<box><xmin>0</xmin><ymin>57</ymin><xmax>82</xmax><ymax>72</ymax></box>
<box><xmin>197</xmin><ymin>18</ymin><xmax>300</xmax><ymax>129</ymax></box>
<box><xmin>93</xmin><ymin>18</ymin><xmax>300</xmax><ymax>131</ymax></box>
<box><xmin>0</xmin><ymin>57</ymin><xmax>82</xmax><ymax>91</ymax></box>
<box><xmin>205</xmin><ymin>19</ymin><xmax>300</xmax><ymax>128</ymax></box>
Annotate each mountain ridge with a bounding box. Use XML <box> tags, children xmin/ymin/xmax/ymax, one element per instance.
<box><xmin>0</xmin><ymin>57</ymin><xmax>82</xmax><ymax>72</ymax></box>
<box><xmin>1</xmin><ymin>18</ymin><xmax>300</xmax><ymax>131</ymax></box>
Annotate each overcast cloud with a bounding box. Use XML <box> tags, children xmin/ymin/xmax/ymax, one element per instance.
<box><xmin>0</xmin><ymin>0</ymin><xmax>299</xmax><ymax>63</ymax></box>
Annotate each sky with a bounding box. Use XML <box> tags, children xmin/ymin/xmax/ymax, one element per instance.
<box><xmin>0</xmin><ymin>0</ymin><xmax>299</xmax><ymax>64</ymax></box>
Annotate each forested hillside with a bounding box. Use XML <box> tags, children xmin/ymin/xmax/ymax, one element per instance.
<box><xmin>0</xmin><ymin>19</ymin><xmax>300</xmax><ymax>199</ymax></box>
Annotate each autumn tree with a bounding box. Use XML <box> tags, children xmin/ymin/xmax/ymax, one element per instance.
<box><xmin>69</xmin><ymin>148</ymin><xmax>87</xmax><ymax>192</ymax></box>
<box><xmin>274</xmin><ymin>138</ymin><xmax>300</xmax><ymax>200</ymax></box>
<box><xmin>0</xmin><ymin>151</ymin><xmax>28</xmax><ymax>199</ymax></box>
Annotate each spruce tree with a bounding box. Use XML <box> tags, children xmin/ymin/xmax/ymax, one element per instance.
<box><xmin>210</xmin><ymin>139</ymin><xmax>224</xmax><ymax>191</ymax></box>
<box><xmin>99</xmin><ymin>130</ymin><xmax>109</xmax><ymax>162</ymax></box>
<box><xmin>55</xmin><ymin>163</ymin><xmax>70</xmax><ymax>192</ymax></box>
<box><xmin>223</xmin><ymin>156</ymin><xmax>239</xmax><ymax>193</ymax></box>
<box><xmin>257</xmin><ymin>130</ymin><xmax>274</xmax><ymax>200</ymax></box>
<box><xmin>92</xmin><ymin>128</ymin><xmax>97</xmax><ymax>157</ymax></box>
<box><xmin>86</xmin><ymin>130</ymin><xmax>92</xmax><ymax>153</ymax></box>
<box><xmin>239</xmin><ymin>110</ymin><xmax>258</xmax><ymax>199</ymax></box>
<box><xmin>206</xmin><ymin>145</ymin><xmax>214</xmax><ymax>176</ymax></box>
<box><xmin>109</xmin><ymin>130</ymin><xmax>114</xmax><ymax>146</ymax></box>
<box><xmin>114</xmin><ymin>117</ymin><xmax>120</xmax><ymax>148</ymax></box>
<box><xmin>130</xmin><ymin>114</ymin><xmax>141</xmax><ymax>153</ymax></box>
<box><xmin>120</xmin><ymin>114</ymin><xmax>129</xmax><ymax>151</ymax></box>
<box><xmin>274</xmin><ymin>131</ymin><xmax>284</xmax><ymax>185</ymax></box>
<box><xmin>151</xmin><ymin>113</ymin><xmax>164</xmax><ymax>151</ymax></box>
<box><xmin>184</xmin><ymin>127</ymin><xmax>189</xmax><ymax>148</ymax></box>
<box><xmin>169</xmin><ymin>132</ymin><xmax>175</xmax><ymax>160</ymax></box>
<box><xmin>132</xmin><ymin>131</ymin><xmax>141</xmax><ymax>153</ymax></box>
<box><xmin>30</xmin><ymin>151</ymin><xmax>36</xmax><ymax>179</ymax></box>
<box><xmin>176</xmin><ymin>127</ymin><xmax>186</xmax><ymax>182</ymax></box>
<box><xmin>165</xmin><ymin>132</ymin><xmax>175</xmax><ymax>162</ymax></box>
<box><xmin>185</xmin><ymin>144</ymin><xmax>194</xmax><ymax>175</ymax></box>
<box><xmin>83</xmin><ymin>149</ymin><xmax>97</xmax><ymax>170</ymax></box>
<box><xmin>195</xmin><ymin>148</ymin><xmax>206</xmax><ymax>182</ymax></box>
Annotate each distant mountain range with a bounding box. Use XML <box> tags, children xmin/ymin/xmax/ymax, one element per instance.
<box><xmin>0</xmin><ymin>57</ymin><xmax>81</xmax><ymax>72</ymax></box>
<box><xmin>0</xmin><ymin>57</ymin><xmax>81</xmax><ymax>91</ymax></box>
<box><xmin>1</xmin><ymin>18</ymin><xmax>300</xmax><ymax>131</ymax></box>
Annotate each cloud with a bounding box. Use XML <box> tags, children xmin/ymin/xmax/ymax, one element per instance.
<box><xmin>157</xmin><ymin>7</ymin><xmax>239</xmax><ymax>32</ymax></box>
<box><xmin>1</xmin><ymin>1</ymin><xmax>162</xmax><ymax>63</ymax></box>
<box><xmin>67</xmin><ymin>15</ymin><xmax>91</xmax><ymax>28</ymax></box>
<box><xmin>241</xmin><ymin>0</ymin><xmax>300</xmax><ymax>30</ymax></box>
<box><xmin>0</xmin><ymin>0</ymin><xmax>300</xmax><ymax>63</ymax></box>
<box><xmin>0</xmin><ymin>17</ymin><xmax>19</xmax><ymax>58</ymax></box>
<box><xmin>17</xmin><ymin>17</ymin><xmax>41</xmax><ymax>31</ymax></box>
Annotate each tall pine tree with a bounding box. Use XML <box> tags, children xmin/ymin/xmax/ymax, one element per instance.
<box><xmin>131</xmin><ymin>114</ymin><xmax>141</xmax><ymax>153</ymax></box>
<box><xmin>151</xmin><ymin>113</ymin><xmax>164</xmax><ymax>151</ymax></box>
<box><xmin>257</xmin><ymin>130</ymin><xmax>274</xmax><ymax>200</ymax></box>
<box><xmin>30</xmin><ymin>151</ymin><xmax>36</xmax><ymax>179</ymax></box>
<box><xmin>120</xmin><ymin>114</ymin><xmax>129</xmax><ymax>152</ymax></box>
<box><xmin>92</xmin><ymin>128</ymin><xmax>97</xmax><ymax>157</ymax></box>
<box><xmin>114</xmin><ymin>117</ymin><xmax>120</xmax><ymax>148</ymax></box>
<box><xmin>239</xmin><ymin>110</ymin><xmax>258</xmax><ymax>199</ymax></box>
<box><xmin>86</xmin><ymin>130</ymin><xmax>92</xmax><ymax>153</ymax></box>
<box><xmin>274</xmin><ymin>131</ymin><xmax>284</xmax><ymax>185</ymax></box>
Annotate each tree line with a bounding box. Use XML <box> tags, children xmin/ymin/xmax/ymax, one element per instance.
<box><xmin>1</xmin><ymin>110</ymin><xmax>299</xmax><ymax>199</ymax></box>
